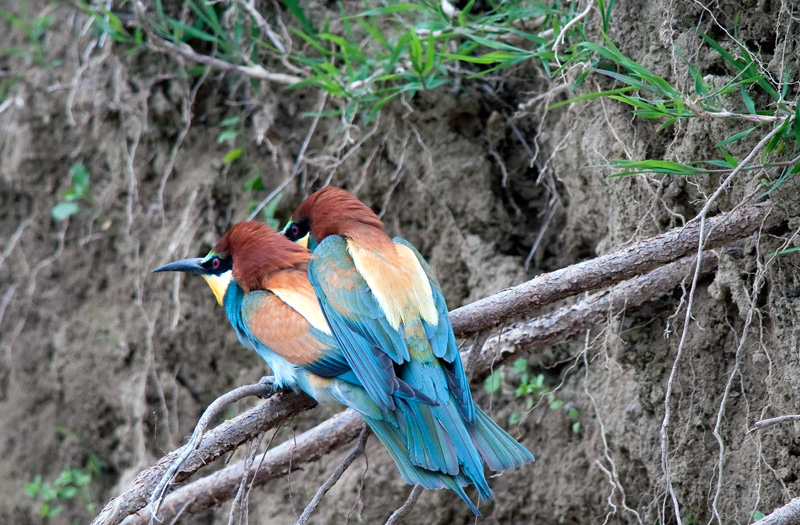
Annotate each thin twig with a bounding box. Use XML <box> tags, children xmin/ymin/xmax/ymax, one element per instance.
<box><xmin>384</xmin><ymin>485</ymin><xmax>424</xmax><ymax>525</ymax></box>
<box><xmin>228</xmin><ymin>432</ymin><xmax>265</xmax><ymax>525</ymax></box>
<box><xmin>295</xmin><ymin>425</ymin><xmax>369</xmax><ymax>525</ymax></box>
<box><xmin>709</xmin><ymin>225</ymin><xmax>771</xmax><ymax>524</ymax></box>
<box><xmin>123</xmin><ymin>411</ymin><xmax>365</xmax><ymax>524</ymax></box>
<box><xmin>524</xmin><ymin>198</ymin><xmax>559</xmax><ymax>272</ymax></box>
<box><xmin>552</xmin><ymin>0</ymin><xmax>594</xmax><ymax>63</ymax></box>
<box><xmin>133</xmin><ymin>1</ymin><xmax>301</xmax><ymax>85</ymax></box>
<box><xmin>0</xmin><ymin>218</ymin><xmax>32</xmax><ymax>270</ymax></box>
<box><xmin>149</xmin><ymin>382</ymin><xmax>278</xmax><ymax>519</ymax></box>
<box><xmin>751</xmin><ymin>415</ymin><xmax>800</xmax><ymax>432</ymax></box>
<box><xmin>248</xmin><ymin>92</ymin><xmax>328</xmax><ymax>221</ymax></box>
<box><xmin>582</xmin><ymin>332</ymin><xmax>643</xmax><ymax>524</ymax></box>
<box><xmin>93</xmin><ymin>391</ymin><xmax>316</xmax><ymax>525</ymax></box>
<box><xmin>660</xmin><ymin>124</ymin><xmax>785</xmax><ymax>524</ymax></box>
<box><xmin>464</xmin><ymin>330</ymin><xmax>491</xmax><ymax>381</ymax></box>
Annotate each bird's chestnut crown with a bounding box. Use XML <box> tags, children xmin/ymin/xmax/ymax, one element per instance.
<box><xmin>283</xmin><ymin>186</ymin><xmax>385</xmax><ymax>249</ymax></box>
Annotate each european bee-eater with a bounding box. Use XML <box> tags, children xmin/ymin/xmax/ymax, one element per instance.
<box><xmin>153</xmin><ymin>222</ymin><xmax>494</xmax><ymax>514</ymax></box>
<box><xmin>283</xmin><ymin>186</ymin><xmax>535</xmax><ymax>511</ymax></box>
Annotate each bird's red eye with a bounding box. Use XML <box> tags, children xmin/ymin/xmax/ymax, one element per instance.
<box><xmin>211</xmin><ymin>257</ymin><xmax>221</xmax><ymax>270</ymax></box>
<box><xmin>291</xmin><ymin>224</ymin><xmax>300</xmax><ymax>236</ymax></box>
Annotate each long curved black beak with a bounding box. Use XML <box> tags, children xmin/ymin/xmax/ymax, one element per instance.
<box><xmin>152</xmin><ymin>257</ymin><xmax>206</xmax><ymax>275</ymax></box>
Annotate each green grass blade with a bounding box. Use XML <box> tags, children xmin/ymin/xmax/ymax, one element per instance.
<box><xmin>609</xmin><ymin>159</ymin><xmax>707</xmax><ymax>176</ymax></box>
<box><xmin>355</xmin><ymin>4</ymin><xmax>427</xmax><ymax>17</ymax></box>
<box><xmin>715</xmin><ymin>126</ymin><xmax>757</xmax><ymax>147</ymax></box>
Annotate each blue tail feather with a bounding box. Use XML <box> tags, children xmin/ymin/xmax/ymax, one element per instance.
<box><xmin>365</xmin><ymin>415</ymin><xmax>482</xmax><ymax>516</ymax></box>
<box><xmin>399</xmin><ymin>399</ymin><xmax>459</xmax><ymax>475</ymax></box>
<box><xmin>469</xmin><ymin>407</ymin><xmax>536</xmax><ymax>471</ymax></box>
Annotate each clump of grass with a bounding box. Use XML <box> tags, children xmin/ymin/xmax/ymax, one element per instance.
<box><xmin>0</xmin><ymin>3</ymin><xmax>57</xmax><ymax>67</ymax></box>
<box><xmin>485</xmin><ymin>358</ymin><xmax>580</xmax><ymax>433</ymax></box>
<box><xmin>81</xmin><ymin>0</ymin><xmax>593</xmax><ymax>122</ymax></box>
<box><xmin>552</xmin><ymin>26</ymin><xmax>799</xmax><ymax>187</ymax></box>
<box><xmin>78</xmin><ymin>1</ymin><xmax>797</xmax><ymax>197</ymax></box>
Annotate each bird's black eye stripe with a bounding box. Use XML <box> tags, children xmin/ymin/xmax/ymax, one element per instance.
<box><xmin>285</xmin><ymin>219</ymin><xmax>310</xmax><ymax>241</ymax></box>
<box><xmin>204</xmin><ymin>256</ymin><xmax>232</xmax><ymax>275</ymax></box>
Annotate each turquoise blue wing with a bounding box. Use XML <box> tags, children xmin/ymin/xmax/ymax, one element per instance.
<box><xmin>393</xmin><ymin>237</ymin><xmax>475</xmax><ymax>421</ymax></box>
<box><xmin>309</xmin><ymin>235</ymin><xmax>432</xmax><ymax>412</ymax></box>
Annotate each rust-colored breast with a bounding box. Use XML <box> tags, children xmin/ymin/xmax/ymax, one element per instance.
<box><xmin>247</xmin><ymin>294</ymin><xmax>326</xmax><ymax>366</ymax></box>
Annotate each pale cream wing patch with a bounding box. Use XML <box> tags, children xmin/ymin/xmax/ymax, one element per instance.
<box><xmin>270</xmin><ymin>285</ymin><xmax>332</xmax><ymax>335</ymax></box>
<box><xmin>347</xmin><ymin>240</ymin><xmax>438</xmax><ymax>329</ymax></box>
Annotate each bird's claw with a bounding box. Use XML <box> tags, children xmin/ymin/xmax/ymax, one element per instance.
<box><xmin>257</xmin><ymin>376</ymin><xmax>279</xmax><ymax>399</ymax></box>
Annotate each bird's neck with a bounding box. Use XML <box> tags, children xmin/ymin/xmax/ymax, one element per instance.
<box><xmin>344</xmin><ymin>222</ymin><xmax>393</xmax><ymax>250</ymax></box>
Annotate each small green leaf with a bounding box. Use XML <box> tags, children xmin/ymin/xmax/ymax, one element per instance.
<box><xmin>221</xmin><ymin>148</ymin><xmax>243</xmax><ymax>163</ymax></box>
<box><xmin>568</xmin><ymin>407</ymin><xmax>579</xmax><ymax>420</ymax></box>
<box><xmin>718</xmin><ymin>148</ymin><xmax>739</xmax><ymax>169</ymax></box>
<box><xmin>72</xmin><ymin>469</ymin><xmax>91</xmax><ymax>487</ymax></box>
<box><xmin>548</xmin><ymin>86</ymin><xmax>637</xmax><ymax>110</ymax></box>
<box><xmin>609</xmin><ymin>159</ymin><xmax>706</xmax><ymax>176</ymax></box>
<box><xmin>355</xmin><ymin>3</ymin><xmax>426</xmax><ymax>17</ymax></box>
<box><xmin>51</xmin><ymin>202</ymin><xmax>80</xmax><ymax>221</ymax></box>
<box><xmin>512</xmin><ymin>358</ymin><xmax>527</xmax><ymax>374</ymax></box>
<box><xmin>69</xmin><ymin>162</ymin><xmax>90</xmax><ymax>197</ymax></box>
<box><xmin>571</xmin><ymin>421</ymin><xmax>581</xmax><ymax>434</ymax></box>
<box><xmin>220</xmin><ymin>116</ymin><xmax>240</xmax><ymax>127</ymax></box>
<box><xmin>54</xmin><ymin>470</ymin><xmax>73</xmax><ymax>487</ymax></box>
<box><xmin>740</xmin><ymin>84</ymin><xmax>756</xmax><ymax>115</ymax></box>
<box><xmin>262</xmin><ymin>191</ymin><xmax>284</xmax><ymax>229</ymax></box>
<box><xmin>24</xmin><ymin>475</ymin><xmax>42</xmax><ymax>498</ymax></box>
<box><xmin>508</xmin><ymin>412</ymin><xmax>521</xmax><ymax>425</ymax></box>
<box><xmin>484</xmin><ymin>370</ymin><xmax>501</xmax><ymax>393</ymax></box>
<box><xmin>216</xmin><ymin>129</ymin><xmax>238</xmax><ymax>143</ymax></box>
<box><xmin>243</xmin><ymin>174</ymin><xmax>265</xmax><ymax>192</ymax></box>
<box><xmin>56</xmin><ymin>486</ymin><xmax>78</xmax><ymax>499</ymax></box>
<box><xmin>793</xmin><ymin>105</ymin><xmax>800</xmax><ymax>147</ymax></box>
<box><xmin>549</xmin><ymin>399</ymin><xmax>564</xmax><ymax>411</ymax></box>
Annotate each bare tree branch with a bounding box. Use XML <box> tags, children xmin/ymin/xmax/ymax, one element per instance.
<box><xmin>385</xmin><ymin>485</ymin><xmax>424</xmax><ymax>525</ymax></box>
<box><xmin>752</xmin><ymin>415</ymin><xmax>800</xmax><ymax>432</ymax></box>
<box><xmin>449</xmin><ymin>201</ymin><xmax>782</xmax><ymax>338</ymax></box>
<box><xmin>101</xmin><ymin>244</ymin><xmax>735</xmax><ymax>524</ymax></box>
<box><xmin>467</xmin><ymin>244</ymin><xmax>736</xmax><ymax>374</ymax></box>
<box><xmin>148</xmin><ymin>382</ymin><xmax>277</xmax><ymax>518</ymax></box>
<box><xmin>93</xmin><ymin>391</ymin><xmax>316</xmax><ymax>525</ymax></box>
<box><xmin>754</xmin><ymin>498</ymin><xmax>800</xmax><ymax>525</ymax></box>
<box><xmin>123</xmin><ymin>410</ymin><xmax>366</xmax><ymax>524</ymax></box>
<box><xmin>94</xmin><ymin>202</ymin><xmax>785</xmax><ymax>524</ymax></box>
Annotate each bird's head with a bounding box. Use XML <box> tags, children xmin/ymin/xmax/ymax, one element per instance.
<box><xmin>282</xmin><ymin>186</ymin><xmax>385</xmax><ymax>249</ymax></box>
<box><xmin>153</xmin><ymin>222</ymin><xmax>311</xmax><ymax>305</ymax></box>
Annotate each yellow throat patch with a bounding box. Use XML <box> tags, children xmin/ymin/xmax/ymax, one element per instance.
<box><xmin>202</xmin><ymin>271</ymin><xmax>232</xmax><ymax>306</ymax></box>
